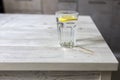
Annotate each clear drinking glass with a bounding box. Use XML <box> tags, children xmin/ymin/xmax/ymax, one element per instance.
<box><xmin>56</xmin><ymin>11</ymin><xmax>79</xmax><ymax>48</ymax></box>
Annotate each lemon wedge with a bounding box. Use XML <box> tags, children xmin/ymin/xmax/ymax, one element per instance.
<box><xmin>58</xmin><ymin>15</ymin><xmax>77</xmax><ymax>22</ymax></box>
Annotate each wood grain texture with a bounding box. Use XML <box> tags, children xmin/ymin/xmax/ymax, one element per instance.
<box><xmin>0</xmin><ymin>71</ymin><xmax>101</xmax><ymax>80</ymax></box>
<box><xmin>0</xmin><ymin>14</ymin><xmax>118</xmax><ymax>71</ymax></box>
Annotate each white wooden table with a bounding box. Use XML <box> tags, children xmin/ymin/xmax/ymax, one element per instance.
<box><xmin>0</xmin><ymin>14</ymin><xmax>118</xmax><ymax>80</ymax></box>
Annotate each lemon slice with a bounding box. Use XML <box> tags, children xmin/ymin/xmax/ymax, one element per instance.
<box><xmin>58</xmin><ymin>15</ymin><xmax>77</xmax><ymax>22</ymax></box>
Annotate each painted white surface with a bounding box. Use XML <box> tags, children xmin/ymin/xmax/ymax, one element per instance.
<box><xmin>0</xmin><ymin>14</ymin><xmax>118</xmax><ymax>71</ymax></box>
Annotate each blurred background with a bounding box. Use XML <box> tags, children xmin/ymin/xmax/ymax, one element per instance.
<box><xmin>0</xmin><ymin>0</ymin><xmax>120</xmax><ymax>80</ymax></box>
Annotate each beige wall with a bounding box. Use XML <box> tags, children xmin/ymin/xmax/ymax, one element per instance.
<box><xmin>42</xmin><ymin>0</ymin><xmax>58</xmax><ymax>14</ymax></box>
<box><xmin>3</xmin><ymin>0</ymin><xmax>77</xmax><ymax>14</ymax></box>
<box><xmin>3</xmin><ymin>0</ymin><xmax>42</xmax><ymax>14</ymax></box>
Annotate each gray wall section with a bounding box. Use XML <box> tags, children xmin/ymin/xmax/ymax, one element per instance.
<box><xmin>77</xmin><ymin>0</ymin><xmax>120</xmax><ymax>53</ymax></box>
<box><xmin>77</xmin><ymin>0</ymin><xmax>112</xmax><ymax>44</ymax></box>
<box><xmin>110</xmin><ymin>0</ymin><xmax>120</xmax><ymax>52</ymax></box>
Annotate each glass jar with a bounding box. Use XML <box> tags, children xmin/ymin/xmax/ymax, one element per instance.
<box><xmin>56</xmin><ymin>11</ymin><xmax>79</xmax><ymax>48</ymax></box>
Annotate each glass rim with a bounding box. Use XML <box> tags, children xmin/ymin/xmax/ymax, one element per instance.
<box><xmin>56</xmin><ymin>10</ymin><xmax>79</xmax><ymax>15</ymax></box>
